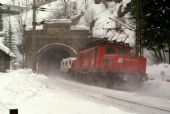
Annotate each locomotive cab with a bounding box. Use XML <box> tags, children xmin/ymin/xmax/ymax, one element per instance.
<box><xmin>102</xmin><ymin>43</ymin><xmax>146</xmax><ymax>74</ymax></box>
<box><xmin>101</xmin><ymin>43</ymin><xmax>132</xmax><ymax>72</ymax></box>
<box><xmin>105</xmin><ymin>43</ymin><xmax>131</xmax><ymax>55</ymax></box>
<box><xmin>101</xmin><ymin>42</ymin><xmax>147</xmax><ymax>83</ymax></box>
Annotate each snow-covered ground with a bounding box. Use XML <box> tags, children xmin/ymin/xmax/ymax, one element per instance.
<box><xmin>0</xmin><ymin>69</ymin><xmax>133</xmax><ymax>114</ymax></box>
<box><xmin>0</xmin><ymin>64</ymin><xmax>170</xmax><ymax>114</ymax></box>
<box><xmin>137</xmin><ymin>64</ymin><xmax>170</xmax><ymax>99</ymax></box>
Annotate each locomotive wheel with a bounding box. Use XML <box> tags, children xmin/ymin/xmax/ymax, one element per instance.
<box><xmin>94</xmin><ymin>73</ymin><xmax>114</xmax><ymax>88</ymax></box>
<box><xmin>124</xmin><ymin>74</ymin><xmax>144</xmax><ymax>89</ymax></box>
<box><xmin>68</xmin><ymin>70</ymin><xmax>81</xmax><ymax>81</ymax></box>
<box><xmin>67</xmin><ymin>70</ymin><xmax>73</xmax><ymax>79</ymax></box>
<box><xmin>85</xmin><ymin>73</ymin><xmax>98</xmax><ymax>85</ymax></box>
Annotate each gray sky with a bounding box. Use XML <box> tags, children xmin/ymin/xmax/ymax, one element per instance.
<box><xmin>0</xmin><ymin>0</ymin><xmax>78</xmax><ymax>4</ymax></box>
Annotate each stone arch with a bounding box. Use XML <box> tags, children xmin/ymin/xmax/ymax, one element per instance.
<box><xmin>33</xmin><ymin>43</ymin><xmax>77</xmax><ymax>75</ymax></box>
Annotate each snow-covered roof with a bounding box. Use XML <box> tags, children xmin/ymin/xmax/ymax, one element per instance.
<box><xmin>0</xmin><ymin>37</ymin><xmax>15</xmax><ymax>57</ymax></box>
<box><xmin>26</xmin><ymin>25</ymin><xmax>43</xmax><ymax>31</ymax></box>
<box><xmin>26</xmin><ymin>19</ymin><xmax>72</xmax><ymax>30</ymax></box>
<box><xmin>71</xmin><ymin>25</ymin><xmax>89</xmax><ymax>30</ymax></box>
<box><xmin>45</xmin><ymin>19</ymin><xmax>72</xmax><ymax>24</ymax></box>
<box><xmin>26</xmin><ymin>22</ymin><xmax>90</xmax><ymax>32</ymax></box>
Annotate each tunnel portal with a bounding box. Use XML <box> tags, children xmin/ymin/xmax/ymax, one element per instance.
<box><xmin>34</xmin><ymin>43</ymin><xmax>77</xmax><ymax>75</ymax></box>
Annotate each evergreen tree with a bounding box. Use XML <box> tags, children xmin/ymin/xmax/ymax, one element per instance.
<box><xmin>3</xmin><ymin>17</ymin><xmax>16</xmax><ymax>54</ymax></box>
<box><xmin>130</xmin><ymin>0</ymin><xmax>170</xmax><ymax>63</ymax></box>
<box><xmin>8</xmin><ymin>21</ymin><xmax>16</xmax><ymax>53</ymax></box>
<box><xmin>141</xmin><ymin>0</ymin><xmax>170</xmax><ymax>63</ymax></box>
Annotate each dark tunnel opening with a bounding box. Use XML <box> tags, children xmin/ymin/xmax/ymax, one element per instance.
<box><xmin>36</xmin><ymin>44</ymin><xmax>77</xmax><ymax>76</ymax></box>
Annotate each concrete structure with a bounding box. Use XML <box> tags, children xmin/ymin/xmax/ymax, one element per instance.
<box><xmin>24</xmin><ymin>19</ymin><xmax>96</xmax><ymax>74</ymax></box>
<box><xmin>0</xmin><ymin>3</ymin><xmax>28</xmax><ymax>15</ymax></box>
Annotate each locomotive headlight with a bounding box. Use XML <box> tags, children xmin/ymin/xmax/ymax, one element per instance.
<box><xmin>117</xmin><ymin>58</ymin><xmax>123</xmax><ymax>63</ymax></box>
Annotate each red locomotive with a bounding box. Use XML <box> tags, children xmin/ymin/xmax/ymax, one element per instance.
<box><xmin>69</xmin><ymin>39</ymin><xmax>148</xmax><ymax>87</ymax></box>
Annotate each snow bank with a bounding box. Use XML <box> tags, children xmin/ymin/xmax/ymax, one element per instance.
<box><xmin>147</xmin><ymin>63</ymin><xmax>170</xmax><ymax>80</ymax></box>
<box><xmin>0</xmin><ymin>69</ymin><xmax>47</xmax><ymax>106</ymax></box>
<box><xmin>71</xmin><ymin>25</ymin><xmax>89</xmax><ymax>30</ymax></box>
<box><xmin>137</xmin><ymin>64</ymin><xmax>170</xmax><ymax>99</ymax></box>
<box><xmin>0</xmin><ymin>69</ymin><xmax>133</xmax><ymax>114</ymax></box>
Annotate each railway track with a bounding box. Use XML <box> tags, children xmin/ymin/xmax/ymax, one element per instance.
<box><xmin>103</xmin><ymin>95</ymin><xmax>170</xmax><ymax>114</ymax></box>
<box><xmin>48</xmin><ymin>76</ymin><xmax>170</xmax><ymax>114</ymax></box>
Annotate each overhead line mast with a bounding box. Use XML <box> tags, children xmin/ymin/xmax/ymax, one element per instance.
<box><xmin>0</xmin><ymin>3</ymin><xmax>3</xmax><ymax>31</ymax></box>
<box><xmin>135</xmin><ymin>0</ymin><xmax>143</xmax><ymax>56</ymax></box>
<box><xmin>32</xmin><ymin>0</ymin><xmax>36</xmax><ymax>50</ymax></box>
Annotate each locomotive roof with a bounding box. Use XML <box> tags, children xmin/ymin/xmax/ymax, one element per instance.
<box><xmin>81</xmin><ymin>38</ymin><xmax>131</xmax><ymax>51</ymax></box>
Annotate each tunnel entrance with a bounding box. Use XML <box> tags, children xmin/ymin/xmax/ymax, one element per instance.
<box><xmin>34</xmin><ymin>43</ymin><xmax>77</xmax><ymax>75</ymax></box>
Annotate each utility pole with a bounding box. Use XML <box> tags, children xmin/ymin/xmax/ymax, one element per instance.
<box><xmin>85</xmin><ymin>0</ymin><xmax>88</xmax><ymax>9</ymax></box>
<box><xmin>0</xmin><ymin>3</ymin><xmax>3</xmax><ymax>31</ymax></box>
<box><xmin>23</xmin><ymin>24</ymin><xmax>26</xmax><ymax>68</ymax></box>
<box><xmin>169</xmin><ymin>45</ymin><xmax>170</xmax><ymax>64</ymax></box>
<box><xmin>64</xmin><ymin>0</ymin><xmax>68</xmax><ymax>18</ymax></box>
<box><xmin>135</xmin><ymin>0</ymin><xmax>142</xmax><ymax>56</ymax></box>
<box><xmin>32</xmin><ymin>0</ymin><xmax>37</xmax><ymax>50</ymax></box>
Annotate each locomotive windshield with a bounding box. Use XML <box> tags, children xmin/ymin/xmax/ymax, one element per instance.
<box><xmin>105</xmin><ymin>44</ymin><xmax>130</xmax><ymax>55</ymax></box>
<box><xmin>117</xmin><ymin>48</ymin><xmax>129</xmax><ymax>55</ymax></box>
<box><xmin>105</xmin><ymin>46</ymin><xmax>115</xmax><ymax>54</ymax></box>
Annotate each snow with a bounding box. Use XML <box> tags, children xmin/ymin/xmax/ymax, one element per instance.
<box><xmin>0</xmin><ymin>63</ymin><xmax>170</xmax><ymax>113</ymax></box>
<box><xmin>137</xmin><ymin>63</ymin><xmax>170</xmax><ymax>99</ymax></box>
<box><xmin>20</xmin><ymin>91</ymin><xmax>131</xmax><ymax>114</ymax></box>
<box><xmin>71</xmin><ymin>25</ymin><xmax>89</xmax><ymax>30</ymax></box>
<box><xmin>45</xmin><ymin>19</ymin><xmax>72</xmax><ymax>24</ymax></box>
<box><xmin>147</xmin><ymin>63</ymin><xmax>170</xmax><ymax>80</ymax></box>
<box><xmin>78</xmin><ymin>0</ymin><xmax>135</xmax><ymax>45</ymax></box>
<box><xmin>0</xmin><ymin>69</ymin><xmax>133</xmax><ymax>114</ymax></box>
<box><xmin>26</xmin><ymin>25</ymin><xmax>43</xmax><ymax>30</ymax></box>
<box><xmin>0</xmin><ymin>69</ymin><xmax>47</xmax><ymax>105</ymax></box>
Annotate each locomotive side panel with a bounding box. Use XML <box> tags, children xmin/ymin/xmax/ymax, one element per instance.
<box><xmin>95</xmin><ymin>46</ymin><xmax>105</xmax><ymax>70</ymax></box>
<box><xmin>79</xmin><ymin>48</ymin><xmax>95</xmax><ymax>70</ymax></box>
<box><xmin>72</xmin><ymin>47</ymin><xmax>97</xmax><ymax>72</ymax></box>
<box><xmin>100</xmin><ymin>46</ymin><xmax>146</xmax><ymax>75</ymax></box>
